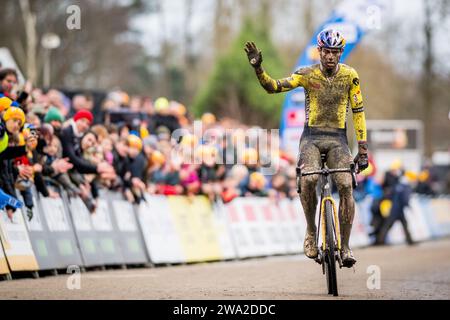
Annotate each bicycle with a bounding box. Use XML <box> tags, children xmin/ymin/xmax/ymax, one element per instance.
<box><xmin>297</xmin><ymin>153</ymin><xmax>358</xmax><ymax>296</ymax></box>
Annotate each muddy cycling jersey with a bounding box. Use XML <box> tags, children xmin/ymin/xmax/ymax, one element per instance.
<box><xmin>255</xmin><ymin>63</ymin><xmax>367</xmax><ymax>142</ymax></box>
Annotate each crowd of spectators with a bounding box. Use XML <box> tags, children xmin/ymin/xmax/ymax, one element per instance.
<box><xmin>0</xmin><ymin>66</ymin><xmax>447</xmax><ymax>228</ymax></box>
<box><xmin>0</xmin><ymin>67</ymin><xmax>301</xmax><ymax>222</ymax></box>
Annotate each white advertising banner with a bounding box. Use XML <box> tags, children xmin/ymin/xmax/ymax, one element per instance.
<box><xmin>137</xmin><ymin>195</ymin><xmax>184</xmax><ymax>264</ymax></box>
<box><xmin>0</xmin><ymin>208</ymin><xmax>39</xmax><ymax>271</ymax></box>
<box><xmin>39</xmin><ymin>198</ymin><xmax>71</xmax><ymax>232</ymax></box>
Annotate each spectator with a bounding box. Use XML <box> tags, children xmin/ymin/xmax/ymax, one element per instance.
<box><xmin>148</xmin><ymin>97</ymin><xmax>181</xmax><ymax>135</ymax></box>
<box><xmin>153</xmin><ymin>154</ymin><xmax>183</xmax><ymax>196</ymax></box>
<box><xmin>147</xmin><ymin>150</ymin><xmax>166</xmax><ymax>194</ymax></box>
<box><xmin>268</xmin><ymin>173</ymin><xmax>290</xmax><ymax>200</ymax></box>
<box><xmin>69</xmin><ymin>94</ymin><xmax>94</xmax><ymax>118</ymax></box>
<box><xmin>47</xmin><ymin>89</ymin><xmax>70</xmax><ymax>117</ymax></box>
<box><xmin>241</xmin><ymin>172</ymin><xmax>268</xmax><ymax>197</ymax></box>
<box><xmin>40</xmin><ymin>135</ymin><xmax>79</xmax><ymax>197</ymax></box>
<box><xmin>180</xmin><ymin>162</ymin><xmax>201</xmax><ymax>199</ymax></box>
<box><xmin>44</xmin><ymin>106</ymin><xmax>65</xmax><ymax>135</ymax></box>
<box><xmin>91</xmin><ymin>124</ymin><xmax>110</xmax><ymax>144</ymax></box>
<box><xmin>0</xmin><ymin>68</ymin><xmax>32</xmax><ymax>106</ymax></box>
<box><xmin>285</xmin><ymin>165</ymin><xmax>299</xmax><ymax>199</ymax></box>
<box><xmin>123</xmin><ymin>134</ymin><xmax>147</xmax><ymax>203</ymax></box>
<box><xmin>382</xmin><ymin>159</ymin><xmax>402</xmax><ymax>198</ymax></box>
<box><xmin>60</xmin><ymin>109</ymin><xmax>113</xmax><ymax>175</ymax></box>
<box><xmin>201</xmin><ymin>112</ymin><xmax>216</xmax><ymax>131</ymax></box>
<box><xmin>197</xmin><ymin>145</ymin><xmax>225</xmax><ymax>202</ymax></box>
<box><xmin>415</xmin><ymin>166</ymin><xmax>435</xmax><ymax>196</ymax></box>
<box><xmin>171</xmin><ymin>102</ymin><xmax>189</xmax><ymax>127</ymax></box>
<box><xmin>0</xmin><ymin>68</ymin><xmax>18</xmax><ymax>97</ymax></box>
<box><xmin>112</xmin><ymin>137</ymin><xmax>130</xmax><ymax>188</ymax></box>
<box><xmin>26</xmin><ymin>112</ymin><xmax>42</xmax><ymax>128</ymax></box>
<box><xmin>14</xmin><ymin>124</ymin><xmax>57</xmax><ymax>221</ymax></box>
<box><xmin>0</xmin><ymin>106</ymin><xmax>32</xmax><ymax>220</ymax></box>
<box><xmin>376</xmin><ymin>171</ymin><xmax>415</xmax><ymax>246</ymax></box>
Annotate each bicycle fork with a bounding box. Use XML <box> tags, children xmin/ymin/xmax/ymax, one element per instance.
<box><xmin>315</xmin><ymin>179</ymin><xmax>343</xmax><ymax>269</ymax></box>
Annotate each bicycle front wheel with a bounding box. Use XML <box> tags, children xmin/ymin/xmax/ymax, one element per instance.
<box><xmin>324</xmin><ymin>200</ymin><xmax>338</xmax><ymax>296</ymax></box>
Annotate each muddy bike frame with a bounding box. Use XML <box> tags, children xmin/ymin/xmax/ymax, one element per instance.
<box><xmin>297</xmin><ymin>154</ymin><xmax>357</xmax><ymax>296</ymax></box>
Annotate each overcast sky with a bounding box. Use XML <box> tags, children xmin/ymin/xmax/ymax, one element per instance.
<box><xmin>132</xmin><ymin>0</ymin><xmax>449</xmax><ymax>75</ymax></box>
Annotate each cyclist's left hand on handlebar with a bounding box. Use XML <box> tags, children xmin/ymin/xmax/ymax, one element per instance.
<box><xmin>356</xmin><ymin>141</ymin><xmax>369</xmax><ymax>173</ymax></box>
<box><xmin>244</xmin><ymin>41</ymin><xmax>263</xmax><ymax>68</ymax></box>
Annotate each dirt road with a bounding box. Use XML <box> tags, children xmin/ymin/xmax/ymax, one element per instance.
<box><xmin>1</xmin><ymin>238</ymin><xmax>449</xmax><ymax>299</ymax></box>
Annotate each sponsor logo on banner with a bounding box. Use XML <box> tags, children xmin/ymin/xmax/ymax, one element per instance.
<box><xmin>225</xmin><ymin>201</ymin><xmax>261</xmax><ymax>258</ymax></box>
<box><xmin>138</xmin><ymin>195</ymin><xmax>184</xmax><ymax>264</ymax></box>
<box><xmin>286</xmin><ymin>108</ymin><xmax>305</xmax><ymax>127</ymax></box>
<box><xmin>168</xmin><ymin>196</ymin><xmax>223</xmax><ymax>262</ymax></box>
<box><xmin>225</xmin><ymin>198</ymin><xmax>305</xmax><ymax>257</ymax></box>
<box><xmin>0</xmin><ymin>208</ymin><xmax>39</xmax><ymax>271</ymax></box>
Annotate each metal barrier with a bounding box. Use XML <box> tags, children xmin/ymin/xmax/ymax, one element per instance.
<box><xmin>0</xmin><ymin>192</ymin><xmax>449</xmax><ymax>277</ymax></box>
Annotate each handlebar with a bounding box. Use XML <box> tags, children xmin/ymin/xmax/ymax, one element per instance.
<box><xmin>300</xmin><ymin>158</ymin><xmax>359</xmax><ymax>189</ymax></box>
<box><xmin>301</xmin><ymin>167</ymin><xmax>354</xmax><ymax>177</ymax></box>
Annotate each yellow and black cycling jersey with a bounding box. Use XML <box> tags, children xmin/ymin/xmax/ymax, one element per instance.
<box><xmin>255</xmin><ymin>63</ymin><xmax>367</xmax><ymax>142</ymax></box>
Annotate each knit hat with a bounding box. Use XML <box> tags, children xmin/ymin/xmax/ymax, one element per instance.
<box><xmin>3</xmin><ymin>107</ymin><xmax>25</xmax><ymax>126</ymax></box>
<box><xmin>0</xmin><ymin>96</ymin><xmax>13</xmax><ymax>112</ymax></box>
<box><xmin>127</xmin><ymin>134</ymin><xmax>143</xmax><ymax>151</ymax></box>
<box><xmin>44</xmin><ymin>107</ymin><xmax>65</xmax><ymax>123</ymax></box>
<box><xmin>73</xmin><ymin>109</ymin><xmax>93</xmax><ymax>124</ymax></box>
<box><xmin>0</xmin><ymin>96</ymin><xmax>18</xmax><ymax>112</ymax></box>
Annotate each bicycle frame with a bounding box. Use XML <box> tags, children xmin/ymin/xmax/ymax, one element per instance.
<box><xmin>297</xmin><ymin>155</ymin><xmax>358</xmax><ymax>296</ymax></box>
<box><xmin>319</xmin><ymin>177</ymin><xmax>341</xmax><ymax>252</ymax></box>
<box><xmin>300</xmin><ymin>157</ymin><xmax>357</xmax><ymax>264</ymax></box>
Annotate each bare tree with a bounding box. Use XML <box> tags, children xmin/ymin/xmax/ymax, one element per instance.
<box><xmin>18</xmin><ymin>0</ymin><xmax>37</xmax><ymax>83</ymax></box>
<box><xmin>214</xmin><ymin>0</ymin><xmax>234</xmax><ymax>57</ymax></box>
<box><xmin>422</xmin><ymin>0</ymin><xmax>435</xmax><ymax>158</ymax></box>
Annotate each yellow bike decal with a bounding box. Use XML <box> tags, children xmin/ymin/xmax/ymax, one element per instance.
<box><xmin>320</xmin><ymin>197</ymin><xmax>341</xmax><ymax>251</ymax></box>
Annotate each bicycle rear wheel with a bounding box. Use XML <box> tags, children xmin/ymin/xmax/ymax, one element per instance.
<box><xmin>324</xmin><ymin>200</ymin><xmax>338</xmax><ymax>296</ymax></box>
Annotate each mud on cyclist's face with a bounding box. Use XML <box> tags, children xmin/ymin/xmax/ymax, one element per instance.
<box><xmin>318</xmin><ymin>47</ymin><xmax>343</xmax><ymax>70</ymax></box>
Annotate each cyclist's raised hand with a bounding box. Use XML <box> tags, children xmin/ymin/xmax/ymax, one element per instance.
<box><xmin>244</xmin><ymin>41</ymin><xmax>263</xmax><ymax>68</ymax></box>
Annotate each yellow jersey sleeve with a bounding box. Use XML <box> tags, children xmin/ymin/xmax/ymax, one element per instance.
<box><xmin>255</xmin><ymin>67</ymin><xmax>309</xmax><ymax>94</ymax></box>
<box><xmin>349</xmin><ymin>68</ymin><xmax>367</xmax><ymax>142</ymax></box>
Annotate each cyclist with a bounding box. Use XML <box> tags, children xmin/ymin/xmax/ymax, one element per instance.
<box><xmin>244</xmin><ymin>29</ymin><xmax>369</xmax><ymax>267</ymax></box>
